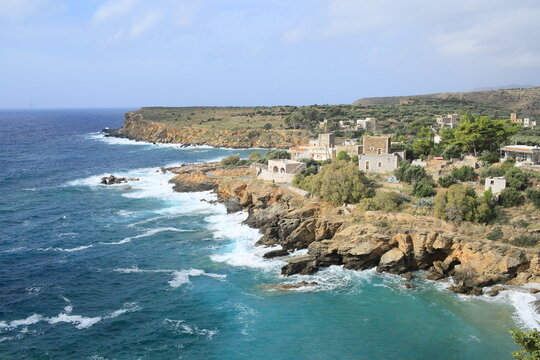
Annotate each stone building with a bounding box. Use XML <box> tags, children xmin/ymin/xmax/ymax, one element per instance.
<box><xmin>358</xmin><ymin>135</ymin><xmax>405</xmax><ymax>172</ymax></box>
<box><xmin>290</xmin><ymin>133</ymin><xmax>336</xmax><ymax>161</ymax></box>
<box><xmin>436</xmin><ymin>114</ymin><xmax>460</xmax><ymax>128</ymax></box>
<box><xmin>484</xmin><ymin>177</ymin><xmax>506</xmax><ymax>194</ymax></box>
<box><xmin>356</xmin><ymin>117</ymin><xmax>377</xmax><ymax>131</ymax></box>
<box><xmin>254</xmin><ymin>159</ymin><xmax>306</xmax><ymax>183</ymax></box>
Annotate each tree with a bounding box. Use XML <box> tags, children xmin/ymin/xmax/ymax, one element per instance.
<box><xmin>476</xmin><ymin>189</ymin><xmax>497</xmax><ymax>224</ymax></box>
<box><xmin>336</xmin><ymin>151</ymin><xmax>351</xmax><ymax>161</ymax></box>
<box><xmin>480</xmin><ymin>150</ymin><xmax>500</xmax><ymax>165</ymax></box>
<box><xmin>264</xmin><ymin>150</ymin><xmax>290</xmax><ymax>161</ymax></box>
<box><xmin>296</xmin><ymin>160</ymin><xmax>374</xmax><ymax>205</ymax></box>
<box><xmin>442</xmin><ymin>144</ymin><xmax>462</xmax><ymax>160</ymax></box>
<box><xmin>499</xmin><ymin>187</ymin><xmax>525</xmax><ymax>208</ymax></box>
<box><xmin>434</xmin><ymin>185</ymin><xmax>478</xmax><ymax>223</ymax></box>
<box><xmin>412</xmin><ymin>127</ymin><xmax>435</xmax><ymax>157</ymax></box>
<box><xmin>510</xmin><ymin>328</ymin><xmax>540</xmax><ymax>360</ymax></box>
<box><xmin>412</xmin><ymin>178</ymin><xmax>436</xmax><ymax>197</ymax></box>
<box><xmin>438</xmin><ymin>175</ymin><xmax>457</xmax><ymax>188</ymax></box>
<box><xmin>506</xmin><ymin>167</ymin><xmax>528</xmax><ymax>190</ymax></box>
<box><xmin>394</xmin><ymin>162</ymin><xmax>428</xmax><ymax>183</ymax></box>
<box><xmin>284</xmin><ymin>107</ymin><xmax>322</xmax><ymax>130</ymax></box>
<box><xmin>451</xmin><ymin>115</ymin><xmax>520</xmax><ymax>156</ymax></box>
<box><xmin>451</xmin><ymin>165</ymin><xmax>477</xmax><ymax>182</ymax></box>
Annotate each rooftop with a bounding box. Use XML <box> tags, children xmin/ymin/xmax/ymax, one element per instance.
<box><xmin>501</xmin><ymin>145</ymin><xmax>540</xmax><ymax>152</ymax></box>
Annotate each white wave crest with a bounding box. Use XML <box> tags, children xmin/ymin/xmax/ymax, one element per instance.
<box><xmin>164</xmin><ymin>318</ymin><xmax>218</xmax><ymax>339</ymax></box>
<box><xmin>207</xmin><ymin>212</ymin><xmax>282</xmax><ymax>270</ymax></box>
<box><xmin>0</xmin><ymin>303</ymin><xmax>140</xmax><ymax>331</ymax></box>
<box><xmin>38</xmin><ymin>245</ymin><xmax>94</xmax><ymax>253</ymax></box>
<box><xmin>114</xmin><ymin>267</ymin><xmax>226</xmax><ymax>288</ymax></box>
<box><xmin>101</xmin><ymin>227</ymin><xmax>190</xmax><ymax>246</ymax></box>
<box><xmin>85</xmin><ymin>132</ymin><xmax>214</xmax><ymax>149</ymax></box>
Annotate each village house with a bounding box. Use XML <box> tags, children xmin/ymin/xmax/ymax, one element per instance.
<box><xmin>500</xmin><ymin>145</ymin><xmax>540</xmax><ymax>164</ymax></box>
<box><xmin>356</xmin><ymin>117</ymin><xmax>377</xmax><ymax>131</ymax></box>
<box><xmin>436</xmin><ymin>114</ymin><xmax>460</xmax><ymax>128</ymax></box>
<box><xmin>511</xmin><ymin>113</ymin><xmax>537</xmax><ymax>128</ymax></box>
<box><xmin>358</xmin><ymin>135</ymin><xmax>406</xmax><ymax>172</ymax></box>
<box><xmin>290</xmin><ymin>133</ymin><xmax>336</xmax><ymax>161</ymax></box>
<box><xmin>485</xmin><ymin>177</ymin><xmax>506</xmax><ymax>194</ymax></box>
<box><xmin>253</xmin><ymin>159</ymin><xmax>306</xmax><ymax>183</ymax></box>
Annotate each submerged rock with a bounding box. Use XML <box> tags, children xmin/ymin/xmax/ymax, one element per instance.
<box><xmin>263</xmin><ymin>249</ymin><xmax>290</xmax><ymax>258</ymax></box>
<box><xmin>265</xmin><ymin>281</ymin><xmax>319</xmax><ymax>291</ymax></box>
<box><xmin>281</xmin><ymin>255</ymin><xmax>318</xmax><ymax>276</ymax></box>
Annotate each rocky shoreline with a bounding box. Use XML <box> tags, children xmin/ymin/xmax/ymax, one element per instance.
<box><xmin>105</xmin><ymin>112</ymin><xmax>308</xmax><ymax>148</ymax></box>
<box><xmin>167</xmin><ymin>163</ymin><xmax>540</xmax><ymax>297</ymax></box>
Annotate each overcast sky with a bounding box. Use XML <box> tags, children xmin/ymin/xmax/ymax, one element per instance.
<box><xmin>1</xmin><ymin>0</ymin><xmax>539</xmax><ymax>108</ymax></box>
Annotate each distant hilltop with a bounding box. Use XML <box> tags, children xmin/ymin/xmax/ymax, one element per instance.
<box><xmin>353</xmin><ymin>86</ymin><xmax>540</xmax><ymax>116</ymax></box>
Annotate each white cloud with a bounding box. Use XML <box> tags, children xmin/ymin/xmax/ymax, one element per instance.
<box><xmin>91</xmin><ymin>0</ymin><xmax>199</xmax><ymax>42</ymax></box>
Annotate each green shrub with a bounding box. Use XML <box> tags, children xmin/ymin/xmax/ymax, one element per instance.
<box><xmin>248</xmin><ymin>152</ymin><xmax>261</xmax><ymax>161</ymax></box>
<box><xmin>412</xmin><ymin>178</ymin><xmax>436</xmax><ymax>197</ymax></box>
<box><xmin>336</xmin><ymin>151</ymin><xmax>351</xmax><ymax>161</ymax></box>
<box><xmin>262</xmin><ymin>123</ymin><xmax>273</xmax><ymax>130</ymax></box>
<box><xmin>362</xmin><ymin>191</ymin><xmax>404</xmax><ymax>212</ymax></box>
<box><xmin>510</xmin><ymin>328</ymin><xmax>540</xmax><ymax>359</ymax></box>
<box><xmin>500</xmin><ymin>159</ymin><xmax>515</xmax><ymax>172</ymax></box>
<box><xmin>510</xmin><ymin>235</ymin><xmax>539</xmax><ymax>248</ymax></box>
<box><xmin>451</xmin><ymin>165</ymin><xmax>477</xmax><ymax>182</ymax></box>
<box><xmin>499</xmin><ymin>187</ymin><xmax>525</xmax><ymax>208</ymax></box>
<box><xmin>479</xmin><ymin>165</ymin><xmax>505</xmax><ymax>179</ymax></box>
<box><xmin>221</xmin><ymin>154</ymin><xmax>240</xmax><ymax>166</ymax></box>
<box><xmin>442</xmin><ymin>144</ymin><xmax>462</xmax><ymax>160</ymax></box>
<box><xmin>505</xmin><ymin>167</ymin><xmax>528</xmax><ymax>190</ymax></box>
<box><xmin>434</xmin><ymin>185</ymin><xmax>496</xmax><ymax>224</ymax></box>
<box><xmin>264</xmin><ymin>150</ymin><xmax>290</xmax><ymax>162</ymax></box>
<box><xmin>438</xmin><ymin>175</ymin><xmax>457</xmax><ymax>188</ymax></box>
<box><xmin>351</xmin><ymin>155</ymin><xmax>359</xmax><ymax>163</ymax></box>
<box><xmin>394</xmin><ymin>162</ymin><xmax>427</xmax><ymax>183</ymax></box>
<box><xmin>487</xmin><ymin>228</ymin><xmax>503</xmax><ymax>241</ymax></box>
<box><xmin>526</xmin><ymin>189</ymin><xmax>540</xmax><ymax>209</ymax></box>
<box><xmin>296</xmin><ymin>160</ymin><xmax>374</xmax><ymax>205</ymax></box>
<box><xmin>480</xmin><ymin>150</ymin><xmax>500</xmax><ymax>165</ymax></box>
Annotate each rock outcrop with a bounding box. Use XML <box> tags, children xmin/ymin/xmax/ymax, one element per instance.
<box><xmin>100</xmin><ymin>175</ymin><xmax>139</xmax><ymax>185</ymax></box>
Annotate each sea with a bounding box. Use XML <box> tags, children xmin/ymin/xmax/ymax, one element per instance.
<box><xmin>0</xmin><ymin>108</ymin><xmax>538</xmax><ymax>359</ymax></box>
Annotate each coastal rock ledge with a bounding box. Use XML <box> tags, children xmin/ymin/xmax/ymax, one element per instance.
<box><xmin>169</xmin><ymin>166</ymin><xmax>540</xmax><ymax>295</ymax></box>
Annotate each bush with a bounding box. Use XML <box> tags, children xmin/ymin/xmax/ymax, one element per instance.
<box><xmin>263</xmin><ymin>123</ymin><xmax>273</xmax><ymax>130</ymax></box>
<box><xmin>505</xmin><ymin>167</ymin><xmax>528</xmax><ymax>190</ymax></box>
<box><xmin>360</xmin><ymin>191</ymin><xmax>404</xmax><ymax>212</ymax></box>
<box><xmin>451</xmin><ymin>165</ymin><xmax>477</xmax><ymax>182</ymax></box>
<box><xmin>438</xmin><ymin>175</ymin><xmax>457</xmax><ymax>188</ymax></box>
<box><xmin>499</xmin><ymin>187</ymin><xmax>525</xmax><ymax>208</ymax></box>
<box><xmin>479</xmin><ymin>165</ymin><xmax>505</xmax><ymax>179</ymax></box>
<box><xmin>500</xmin><ymin>159</ymin><xmax>515</xmax><ymax>172</ymax></box>
<box><xmin>480</xmin><ymin>150</ymin><xmax>500</xmax><ymax>165</ymax></box>
<box><xmin>510</xmin><ymin>235</ymin><xmax>539</xmax><ymax>248</ymax></box>
<box><xmin>435</xmin><ymin>185</ymin><xmax>496</xmax><ymax>224</ymax></box>
<box><xmin>526</xmin><ymin>189</ymin><xmax>540</xmax><ymax>209</ymax></box>
<box><xmin>351</xmin><ymin>155</ymin><xmax>359</xmax><ymax>164</ymax></box>
<box><xmin>394</xmin><ymin>162</ymin><xmax>428</xmax><ymax>183</ymax></box>
<box><xmin>412</xmin><ymin>178</ymin><xmax>436</xmax><ymax>197</ymax></box>
<box><xmin>510</xmin><ymin>328</ymin><xmax>540</xmax><ymax>359</ymax></box>
<box><xmin>264</xmin><ymin>150</ymin><xmax>290</xmax><ymax>161</ymax></box>
<box><xmin>248</xmin><ymin>152</ymin><xmax>261</xmax><ymax>161</ymax></box>
<box><xmin>486</xmin><ymin>228</ymin><xmax>503</xmax><ymax>241</ymax></box>
<box><xmin>296</xmin><ymin>160</ymin><xmax>374</xmax><ymax>205</ymax></box>
<box><xmin>336</xmin><ymin>151</ymin><xmax>351</xmax><ymax>161</ymax></box>
<box><xmin>221</xmin><ymin>154</ymin><xmax>240</xmax><ymax>166</ymax></box>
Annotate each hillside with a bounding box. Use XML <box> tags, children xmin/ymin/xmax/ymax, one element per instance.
<box><xmin>353</xmin><ymin>87</ymin><xmax>540</xmax><ymax>117</ymax></box>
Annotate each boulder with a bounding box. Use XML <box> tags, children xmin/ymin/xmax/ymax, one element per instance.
<box><xmin>281</xmin><ymin>255</ymin><xmax>318</xmax><ymax>276</ymax></box>
<box><xmin>263</xmin><ymin>249</ymin><xmax>289</xmax><ymax>258</ymax></box>
<box><xmin>377</xmin><ymin>248</ymin><xmax>407</xmax><ymax>274</ymax></box>
<box><xmin>404</xmin><ymin>282</ymin><xmax>414</xmax><ymax>289</ymax></box>
<box><xmin>223</xmin><ymin>197</ymin><xmax>243</xmax><ymax>213</ymax></box>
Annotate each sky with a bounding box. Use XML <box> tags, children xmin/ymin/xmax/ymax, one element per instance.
<box><xmin>1</xmin><ymin>0</ymin><xmax>540</xmax><ymax>109</ymax></box>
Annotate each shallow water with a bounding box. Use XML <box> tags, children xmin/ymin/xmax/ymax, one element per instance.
<box><xmin>0</xmin><ymin>109</ymin><xmax>535</xmax><ymax>359</ymax></box>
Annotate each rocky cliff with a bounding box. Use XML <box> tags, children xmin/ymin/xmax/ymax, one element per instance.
<box><xmin>109</xmin><ymin>111</ymin><xmax>308</xmax><ymax>148</ymax></box>
<box><xmin>173</xmin><ymin>171</ymin><xmax>539</xmax><ymax>295</ymax></box>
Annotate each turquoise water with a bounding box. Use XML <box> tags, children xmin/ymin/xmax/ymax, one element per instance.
<box><xmin>0</xmin><ymin>109</ymin><xmax>534</xmax><ymax>359</ymax></box>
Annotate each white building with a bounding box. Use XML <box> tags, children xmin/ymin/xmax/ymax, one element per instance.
<box><xmin>500</xmin><ymin>145</ymin><xmax>540</xmax><ymax>164</ymax></box>
<box><xmin>289</xmin><ymin>133</ymin><xmax>336</xmax><ymax>161</ymax></box>
<box><xmin>436</xmin><ymin>114</ymin><xmax>460</xmax><ymax>128</ymax></box>
<box><xmin>485</xmin><ymin>177</ymin><xmax>506</xmax><ymax>194</ymax></box>
<box><xmin>356</xmin><ymin>117</ymin><xmax>377</xmax><ymax>131</ymax></box>
<box><xmin>254</xmin><ymin>159</ymin><xmax>307</xmax><ymax>183</ymax></box>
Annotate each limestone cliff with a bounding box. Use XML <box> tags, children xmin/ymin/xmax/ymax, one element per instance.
<box><xmin>110</xmin><ymin>111</ymin><xmax>308</xmax><ymax>148</ymax></box>
<box><xmin>166</xmin><ymin>166</ymin><xmax>540</xmax><ymax>295</ymax></box>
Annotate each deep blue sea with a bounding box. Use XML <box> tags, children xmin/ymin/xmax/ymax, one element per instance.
<box><xmin>0</xmin><ymin>109</ymin><xmax>538</xmax><ymax>359</ymax></box>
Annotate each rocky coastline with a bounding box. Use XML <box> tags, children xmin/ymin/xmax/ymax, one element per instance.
<box><xmin>106</xmin><ymin>111</ymin><xmax>308</xmax><ymax>148</ymax></box>
<box><xmin>167</xmin><ymin>163</ymin><xmax>540</xmax><ymax>297</ymax></box>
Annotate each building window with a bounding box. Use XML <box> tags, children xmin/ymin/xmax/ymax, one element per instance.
<box><xmin>280</xmin><ymin>168</ymin><xmax>285</xmax><ymax>173</ymax></box>
<box><xmin>377</xmin><ymin>149</ymin><xmax>382</xmax><ymax>154</ymax></box>
<box><xmin>378</xmin><ymin>162</ymin><xmax>382</xmax><ymax>167</ymax></box>
<box><xmin>272</xmin><ymin>166</ymin><xmax>279</xmax><ymax>173</ymax></box>
<box><xmin>365</xmin><ymin>161</ymin><xmax>370</xmax><ymax>170</ymax></box>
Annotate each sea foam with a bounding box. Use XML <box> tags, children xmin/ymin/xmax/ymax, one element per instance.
<box><xmin>114</xmin><ymin>267</ymin><xmax>226</xmax><ymax>288</ymax></box>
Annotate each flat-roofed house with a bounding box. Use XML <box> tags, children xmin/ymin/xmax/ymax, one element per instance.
<box><xmin>500</xmin><ymin>145</ymin><xmax>540</xmax><ymax>164</ymax></box>
<box><xmin>485</xmin><ymin>177</ymin><xmax>506</xmax><ymax>194</ymax></box>
<box><xmin>436</xmin><ymin>114</ymin><xmax>460</xmax><ymax>128</ymax></box>
<box><xmin>254</xmin><ymin>159</ymin><xmax>307</xmax><ymax>183</ymax></box>
<box><xmin>289</xmin><ymin>133</ymin><xmax>336</xmax><ymax>161</ymax></box>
